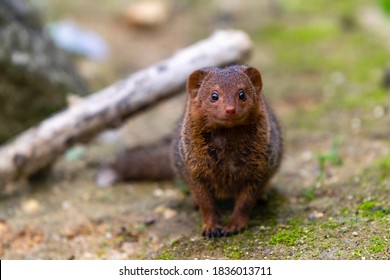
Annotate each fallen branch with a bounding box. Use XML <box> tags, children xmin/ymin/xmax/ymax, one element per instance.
<box><xmin>0</xmin><ymin>29</ymin><xmax>252</xmax><ymax>195</ymax></box>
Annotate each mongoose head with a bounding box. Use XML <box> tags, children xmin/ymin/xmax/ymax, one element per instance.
<box><xmin>187</xmin><ymin>65</ymin><xmax>264</xmax><ymax>128</ymax></box>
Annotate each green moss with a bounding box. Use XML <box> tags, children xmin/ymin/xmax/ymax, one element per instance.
<box><xmin>269</xmin><ymin>228</ymin><xmax>302</xmax><ymax>246</ymax></box>
<box><xmin>358</xmin><ymin>200</ymin><xmax>378</xmax><ymax>211</ymax></box>
<box><xmin>357</xmin><ymin>200</ymin><xmax>390</xmax><ymax>219</ymax></box>
<box><xmin>321</xmin><ymin>219</ymin><xmax>343</xmax><ymax>230</ymax></box>
<box><xmin>157</xmin><ymin>250</ymin><xmax>175</xmax><ymax>260</ymax></box>
<box><xmin>224</xmin><ymin>244</ymin><xmax>244</xmax><ymax>259</ymax></box>
<box><xmin>268</xmin><ymin>221</ymin><xmax>314</xmax><ymax>247</ymax></box>
<box><xmin>368</xmin><ymin>236</ymin><xmax>386</xmax><ymax>253</ymax></box>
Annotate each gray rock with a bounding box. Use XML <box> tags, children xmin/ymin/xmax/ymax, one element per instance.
<box><xmin>0</xmin><ymin>0</ymin><xmax>88</xmax><ymax>143</ymax></box>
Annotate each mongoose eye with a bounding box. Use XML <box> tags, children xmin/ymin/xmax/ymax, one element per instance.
<box><xmin>210</xmin><ymin>91</ymin><xmax>219</xmax><ymax>102</ymax></box>
<box><xmin>238</xmin><ymin>90</ymin><xmax>247</xmax><ymax>101</ymax></box>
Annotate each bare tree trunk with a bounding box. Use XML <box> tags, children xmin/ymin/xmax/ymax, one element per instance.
<box><xmin>0</xmin><ymin>29</ymin><xmax>252</xmax><ymax>196</ymax></box>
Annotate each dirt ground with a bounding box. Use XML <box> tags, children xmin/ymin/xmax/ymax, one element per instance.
<box><xmin>0</xmin><ymin>0</ymin><xmax>389</xmax><ymax>259</ymax></box>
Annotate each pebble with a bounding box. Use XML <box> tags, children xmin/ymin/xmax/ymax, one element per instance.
<box><xmin>352</xmin><ymin>231</ymin><xmax>358</xmax><ymax>236</ymax></box>
<box><xmin>153</xmin><ymin>188</ymin><xmax>184</xmax><ymax>200</ymax></box>
<box><xmin>153</xmin><ymin>188</ymin><xmax>164</xmax><ymax>197</ymax></box>
<box><xmin>308</xmin><ymin>210</ymin><xmax>324</xmax><ymax>221</ymax></box>
<box><xmin>258</xmin><ymin>225</ymin><xmax>267</xmax><ymax>231</ymax></box>
<box><xmin>21</xmin><ymin>199</ymin><xmax>41</xmax><ymax>214</ymax></box>
<box><xmin>154</xmin><ymin>206</ymin><xmax>177</xmax><ymax>219</ymax></box>
<box><xmin>124</xmin><ymin>0</ymin><xmax>170</xmax><ymax>28</ymax></box>
<box><xmin>373</xmin><ymin>106</ymin><xmax>386</xmax><ymax>119</ymax></box>
<box><xmin>61</xmin><ymin>201</ymin><xmax>72</xmax><ymax>210</ymax></box>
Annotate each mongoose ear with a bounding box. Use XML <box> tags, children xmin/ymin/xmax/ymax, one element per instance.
<box><xmin>187</xmin><ymin>69</ymin><xmax>208</xmax><ymax>98</ymax></box>
<box><xmin>244</xmin><ymin>67</ymin><xmax>263</xmax><ymax>93</ymax></box>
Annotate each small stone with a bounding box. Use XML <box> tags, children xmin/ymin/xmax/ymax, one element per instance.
<box><xmin>373</xmin><ymin>106</ymin><xmax>386</xmax><ymax>119</ymax></box>
<box><xmin>259</xmin><ymin>225</ymin><xmax>266</xmax><ymax>231</ymax></box>
<box><xmin>124</xmin><ymin>0</ymin><xmax>170</xmax><ymax>28</ymax></box>
<box><xmin>61</xmin><ymin>201</ymin><xmax>71</xmax><ymax>210</ymax></box>
<box><xmin>308</xmin><ymin>210</ymin><xmax>324</xmax><ymax>221</ymax></box>
<box><xmin>154</xmin><ymin>206</ymin><xmax>177</xmax><ymax>219</ymax></box>
<box><xmin>153</xmin><ymin>188</ymin><xmax>164</xmax><ymax>197</ymax></box>
<box><xmin>352</xmin><ymin>231</ymin><xmax>358</xmax><ymax>236</ymax></box>
<box><xmin>153</xmin><ymin>188</ymin><xmax>184</xmax><ymax>200</ymax></box>
<box><xmin>21</xmin><ymin>199</ymin><xmax>40</xmax><ymax>214</ymax></box>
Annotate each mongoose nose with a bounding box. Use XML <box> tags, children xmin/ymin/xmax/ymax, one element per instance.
<box><xmin>225</xmin><ymin>106</ymin><xmax>236</xmax><ymax>114</ymax></box>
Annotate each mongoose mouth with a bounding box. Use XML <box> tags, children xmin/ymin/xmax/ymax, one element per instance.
<box><xmin>212</xmin><ymin>114</ymin><xmax>248</xmax><ymax>127</ymax></box>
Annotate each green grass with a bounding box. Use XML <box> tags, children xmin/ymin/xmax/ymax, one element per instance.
<box><xmin>316</xmin><ymin>137</ymin><xmax>343</xmax><ymax>185</ymax></box>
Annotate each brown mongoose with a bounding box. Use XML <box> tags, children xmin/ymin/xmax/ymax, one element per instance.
<box><xmin>97</xmin><ymin>65</ymin><xmax>283</xmax><ymax>238</ymax></box>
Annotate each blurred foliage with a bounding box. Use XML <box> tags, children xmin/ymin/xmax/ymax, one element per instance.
<box><xmin>380</xmin><ymin>0</ymin><xmax>390</xmax><ymax>15</ymax></box>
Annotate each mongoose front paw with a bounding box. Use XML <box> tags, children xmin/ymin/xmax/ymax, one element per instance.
<box><xmin>202</xmin><ymin>224</ymin><xmax>224</xmax><ymax>238</ymax></box>
<box><xmin>223</xmin><ymin>220</ymin><xmax>248</xmax><ymax>236</ymax></box>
